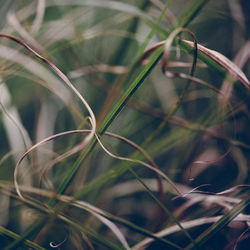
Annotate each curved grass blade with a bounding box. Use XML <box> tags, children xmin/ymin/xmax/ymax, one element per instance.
<box><xmin>0</xmin><ymin>33</ymin><xmax>96</xmax><ymax>199</ymax></box>
<box><xmin>185</xmin><ymin>195</ymin><xmax>250</xmax><ymax>249</ymax></box>
<box><xmin>0</xmin><ymin>33</ymin><xmax>96</xmax><ymax>146</ymax></box>
<box><xmin>95</xmin><ymin>132</ymin><xmax>180</xmax><ymax>195</ymax></box>
<box><xmin>49</xmin><ymin>46</ymin><xmax>164</xmax><ymax>206</ymax></box>
<box><xmin>184</xmin><ymin>40</ymin><xmax>250</xmax><ymax>89</ymax></box>
<box><xmin>141</xmin><ymin>28</ymin><xmax>198</xmax><ymax>150</ymax></box>
<box><xmin>12</xmin><ymin>0</ymin><xmax>233</xmax><ymax>77</ymax></box>
<box><xmin>13</xmin><ymin>127</ymin><xmax>178</xmax><ymax>199</ymax></box>
<box><xmin>132</xmin><ymin>213</ymin><xmax>250</xmax><ymax>250</ymax></box>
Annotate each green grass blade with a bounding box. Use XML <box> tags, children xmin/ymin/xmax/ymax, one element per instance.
<box><xmin>47</xmin><ymin>46</ymin><xmax>163</xmax><ymax>206</ymax></box>
<box><xmin>53</xmin><ymin>0</ymin><xmax>172</xmax><ymax>204</ymax></box>
<box><xmin>99</xmin><ymin>47</ymin><xmax>163</xmax><ymax>133</ymax></box>
<box><xmin>129</xmin><ymin>168</ymin><xmax>197</xmax><ymax>247</ymax></box>
<box><xmin>185</xmin><ymin>195</ymin><xmax>250</xmax><ymax>249</ymax></box>
<box><xmin>108</xmin><ymin>0</ymin><xmax>150</xmax><ymax>67</ymax></box>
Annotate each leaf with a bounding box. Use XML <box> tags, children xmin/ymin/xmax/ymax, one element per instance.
<box><xmin>184</xmin><ymin>40</ymin><xmax>250</xmax><ymax>89</ymax></box>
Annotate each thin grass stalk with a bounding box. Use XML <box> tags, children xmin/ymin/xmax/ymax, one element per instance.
<box><xmin>96</xmin><ymin>0</ymin><xmax>173</xmax><ymax>126</ymax></box>
<box><xmin>95</xmin><ymin>131</ymin><xmax>197</xmax><ymax>246</ymax></box>
<box><xmin>122</xmin><ymin>0</ymin><xmax>173</xmax><ymax>78</ymax></box>
<box><xmin>128</xmin><ymin>168</ymin><xmax>197</xmax><ymax>246</ymax></box>
<box><xmin>0</xmin><ymin>226</ymin><xmax>45</xmax><ymax>250</ymax></box>
<box><xmin>50</xmin><ymin>46</ymin><xmax>164</xmax><ymax>205</ymax></box>
<box><xmin>185</xmin><ymin>195</ymin><xmax>250</xmax><ymax>249</ymax></box>
<box><xmin>132</xmin><ymin>213</ymin><xmax>250</xmax><ymax>249</ymax></box>
<box><xmin>96</xmin><ymin>0</ymin><xmax>152</xmax><ymax>125</ymax></box>
<box><xmin>142</xmin><ymin>28</ymin><xmax>198</xmax><ymax>147</ymax></box>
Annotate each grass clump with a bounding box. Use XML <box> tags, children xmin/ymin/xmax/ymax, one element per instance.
<box><xmin>0</xmin><ymin>0</ymin><xmax>249</xmax><ymax>249</ymax></box>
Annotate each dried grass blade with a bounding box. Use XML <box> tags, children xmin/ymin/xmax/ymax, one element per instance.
<box><xmin>95</xmin><ymin>133</ymin><xmax>181</xmax><ymax>195</ymax></box>
<box><xmin>183</xmin><ymin>40</ymin><xmax>250</xmax><ymax>89</ymax></box>
<box><xmin>185</xmin><ymin>195</ymin><xmax>250</xmax><ymax>249</ymax></box>
<box><xmin>0</xmin><ymin>33</ymin><xmax>96</xmax><ymax>199</ymax></box>
<box><xmin>132</xmin><ymin>213</ymin><xmax>250</xmax><ymax>250</ymax></box>
<box><xmin>14</xmin><ymin>130</ymin><xmax>92</xmax><ymax>198</ymax></box>
<box><xmin>0</xmin><ymin>33</ymin><xmax>96</xmax><ymax>144</ymax></box>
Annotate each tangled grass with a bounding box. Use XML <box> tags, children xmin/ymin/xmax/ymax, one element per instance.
<box><xmin>0</xmin><ymin>0</ymin><xmax>249</xmax><ymax>249</ymax></box>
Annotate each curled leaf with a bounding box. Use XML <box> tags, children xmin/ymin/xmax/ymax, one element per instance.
<box><xmin>183</xmin><ymin>40</ymin><xmax>250</xmax><ymax>89</ymax></box>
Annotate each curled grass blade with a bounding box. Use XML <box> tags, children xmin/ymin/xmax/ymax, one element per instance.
<box><xmin>141</xmin><ymin>38</ymin><xmax>250</xmax><ymax>90</ymax></box>
<box><xmin>11</xmin><ymin>125</ymin><xmax>185</xmax><ymax>248</ymax></box>
<box><xmin>95</xmin><ymin>132</ymin><xmax>180</xmax><ymax>195</ymax></box>
<box><xmin>13</xmin><ymin>128</ymin><xmax>178</xmax><ymax>199</ymax></box>
<box><xmin>14</xmin><ymin>130</ymin><xmax>93</xmax><ymax>198</ymax></box>
<box><xmin>0</xmin><ymin>33</ymin><xmax>96</xmax><ymax>199</ymax></box>
<box><xmin>141</xmin><ymin>27</ymin><xmax>198</xmax><ymax>148</ymax></box>
<box><xmin>0</xmin><ymin>33</ymin><xmax>96</xmax><ymax>147</ymax></box>
<box><xmin>184</xmin><ymin>40</ymin><xmax>250</xmax><ymax>89</ymax></box>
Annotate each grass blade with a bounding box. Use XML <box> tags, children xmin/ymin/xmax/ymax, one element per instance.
<box><xmin>185</xmin><ymin>195</ymin><xmax>250</xmax><ymax>249</ymax></box>
<box><xmin>0</xmin><ymin>225</ymin><xmax>45</xmax><ymax>250</ymax></box>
